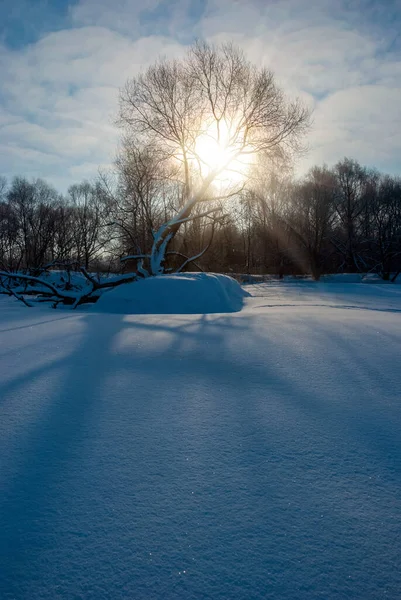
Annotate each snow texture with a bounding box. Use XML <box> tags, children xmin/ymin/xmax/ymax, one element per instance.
<box><xmin>92</xmin><ymin>272</ymin><xmax>249</xmax><ymax>314</ymax></box>
<box><xmin>1</xmin><ymin>280</ymin><xmax>401</xmax><ymax>599</ymax></box>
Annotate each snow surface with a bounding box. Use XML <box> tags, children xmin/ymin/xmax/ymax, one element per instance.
<box><xmin>92</xmin><ymin>272</ymin><xmax>249</xmax><ymax>314</ymax></box>
<box><xmin>1</xmin><ymin>280</ymin><xmax>401</xmax><ymax>599</ymax></box>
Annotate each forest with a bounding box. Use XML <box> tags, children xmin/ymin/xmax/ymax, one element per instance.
<box><xmin>1</xmin><ymin>42</ymin><xmax>400</xmax><ymax>284</ymax></box>
<box><xmin>1</xmin><ymin>156</ymin><xmax>400</xmax><ymax>282</ymax></box>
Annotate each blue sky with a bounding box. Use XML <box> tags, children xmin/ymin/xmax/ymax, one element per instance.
<box><xmin>1</xmin><ymin>0</ymin><xmax>401</xmax><ymax>191</ymax></box>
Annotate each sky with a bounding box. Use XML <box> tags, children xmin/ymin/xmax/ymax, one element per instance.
<box><xmin>1</xmin><ymin>0</ymin><xmax>401</xmax><ymax>192</ymax></box>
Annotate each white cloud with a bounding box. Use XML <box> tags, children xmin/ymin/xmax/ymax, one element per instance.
<box><xmin>198</xmin><ymin>0</ymin><xmax>401</xmax><ymax>175</ymax></box>
<box><xmin>1</xmin><ymin>0</ymin><xmax>401</xmax><ymax>190</ymax></box>
<box><xmin>303</xmin><ymin>85</ymin><xmax>401</xmax><ymax>169</ymax></box>
<box><xmin>70</xmin><ymin>0</ymin><xmax>159</xmax><ymax>33</ymax></box>
<box><xmin>70</xmin><ymin>0</ymin><xmax>197</xmax><ymax>39</ymax></box>
<box><xmin>0</xmin><ymin>28</ymin><xmax>185</xmax><ymax>190</ymax></box>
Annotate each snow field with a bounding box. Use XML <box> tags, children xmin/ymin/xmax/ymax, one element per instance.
<box><xmin>0</xmin><ymin>280</ymin><xmax>401</xmax><ymax>599</ymax></box>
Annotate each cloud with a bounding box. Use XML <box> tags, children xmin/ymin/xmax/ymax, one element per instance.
<box><xmin>70</xmin><ymin>0</ymin><xmax>159</xmax><ymax>32</ymax></box>
<box><xmin>198</xmin><ymin>0</ymin><xmax>401</xmax><ymax>174</ymax></box>
<box><xmin>304</xmin><ymin>85</ymin><xmax>401</xmax><ymax>170</ymax></box>
<box><xmin>0</xmin><ymin>27</ymin><xmax>185</xmax><ymax>190</ymax></box>
<box><xmin>1</xmin><ymin>0</ymin><xmax>401</xmax><ymax>191</ymax></box>
<box><xmin>70</xmin><ymin>0</ymin><xmax>202</xmax><ymax>40</ymax></box>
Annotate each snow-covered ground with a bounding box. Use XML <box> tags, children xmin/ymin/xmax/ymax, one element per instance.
<box><xmin>1</xmin><ymin>280</ymin><xmax>401</xmax><ymax>599</ymax></box>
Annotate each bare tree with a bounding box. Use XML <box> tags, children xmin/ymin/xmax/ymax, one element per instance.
<box><xmin>119</xmin><ymin>41</ymin><xmax>310</xmax><ymax>275</ymax></box>
<box><xmin>332</xmin><ymin>158</ymin><xmax>371</xmax><ymax>272</ymax></box>
<box><xmin>0</xmin><ymin>198</ymin><xmax>21</xmax><ymax>270</ymax></box>
<box><xmin>246</xmin><ymin>166</ymin><xmax>294</xmax><ymax>276</ymax></box>
<box><xmin>368</xmin><ymin>175</ymin><xmax>401</xmax><ymax>279</ymax></box>
<box><xmin>286</xmin><ymin>167</ymin><xmax>336</xmax><ymax>279</ymax></box>
<box><xmin>5</xmin><ymin>177</ymin><xmax>60</xmax><ymax>269</ymax></box>
<box><xmin>68</xmin><ymin>181</ymin><xmax>112</xmax><ymax>269</ymax></box>
<box><xmin>113</xmin><ymin>140</ymin><xmax>176</xmax><ymax>261</ymax></box>
<box><xmin>0</xmin><ymin>176</ymin><xmax>7</xmax><ymax>200</ymax></box>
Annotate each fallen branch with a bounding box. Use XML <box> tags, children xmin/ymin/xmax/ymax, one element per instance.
<box><xmin>166</xmin><ymin>252</ymin><xmax>204</xmax><ymax>272</ymax></box>
<box><xmin>2</xmin><ymin>282</ymin><xmax>33</xmax><ymax>307</ymax></box>
<box><xmin>0</xmin><ymin>271</ymin><xmax>76</xmax><ymax>302</ymax></box>
<box><xmin>392</xmin><ymin>269</ymin><xmax>401</xmax><ymax>283</ymax></box>
<box><xmin>80</xmin><ymin>267</ymin><xmax>138</xmax><ymax>289</ymax></box>
<box><xmin>176</xmin><ymin>222</ymin><xmax>216</xmax><ymax>273</ymax></box>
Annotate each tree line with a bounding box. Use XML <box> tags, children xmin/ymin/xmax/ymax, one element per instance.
<box><xmin>1</xmin><ymin>155</ymin><xmax>400</xmax><ymax>281</ymax></box>
<box><xmin>1</xmin><ymin>41</ymin><xmax>400</xmax><ymax>283</ymax></box>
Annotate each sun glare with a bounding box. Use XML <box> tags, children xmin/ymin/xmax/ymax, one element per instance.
<box><xmin>194</xmin><ymin>119</ymin><xmax>252</xmax><ymax>187</ymax></box>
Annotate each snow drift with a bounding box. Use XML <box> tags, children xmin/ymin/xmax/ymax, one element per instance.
<box><xmin>92</xmin><ymin>272</ymin><xmax>250</xmax><ymax>314</ymax></box>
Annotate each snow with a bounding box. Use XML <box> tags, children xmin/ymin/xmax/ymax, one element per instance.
<box><xmin>92</xmin><ymin>272</ymin><xmax>249</xmax><ymax>314</ymax></box>
<box><xmin>1</xmin><ymin>280</ymin><xmax>401</xmax><ymax>599</ymax></box>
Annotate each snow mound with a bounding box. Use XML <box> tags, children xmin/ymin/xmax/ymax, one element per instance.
<box><xmin>92</xmin><ymin>273</ymin><xmax>250</xmax><ymax>314</ymax></box>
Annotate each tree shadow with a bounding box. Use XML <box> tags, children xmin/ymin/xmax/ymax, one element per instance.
<box><xmin>0</xmin><ymin>312</ymin><xmax>125</xmax><ymax>596</ymax></box>
<box><xmin>1</xmin><ymin>306</ymin><xmax>401</xmax><ymax>599</ymax></box>
<box><xmin>0</xmin><ymin>314</ymin><xmax>76</xmax><ymax>334</ymax></box>
<box><xmin>254</xmin><ymin>303</ymin><xmax>401</xmax><ymax>313</ymax></box>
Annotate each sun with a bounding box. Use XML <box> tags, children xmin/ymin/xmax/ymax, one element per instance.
<box><xmin>194</xmin><ymin>119</ymin><xmax>252</xmax><ymax>186</ymax></box>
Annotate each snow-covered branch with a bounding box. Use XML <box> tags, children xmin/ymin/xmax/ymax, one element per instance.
<box><xmin>120</xmin><ymin>254</ymin><xmax>150</xmax><ymax>263</ymax></box>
